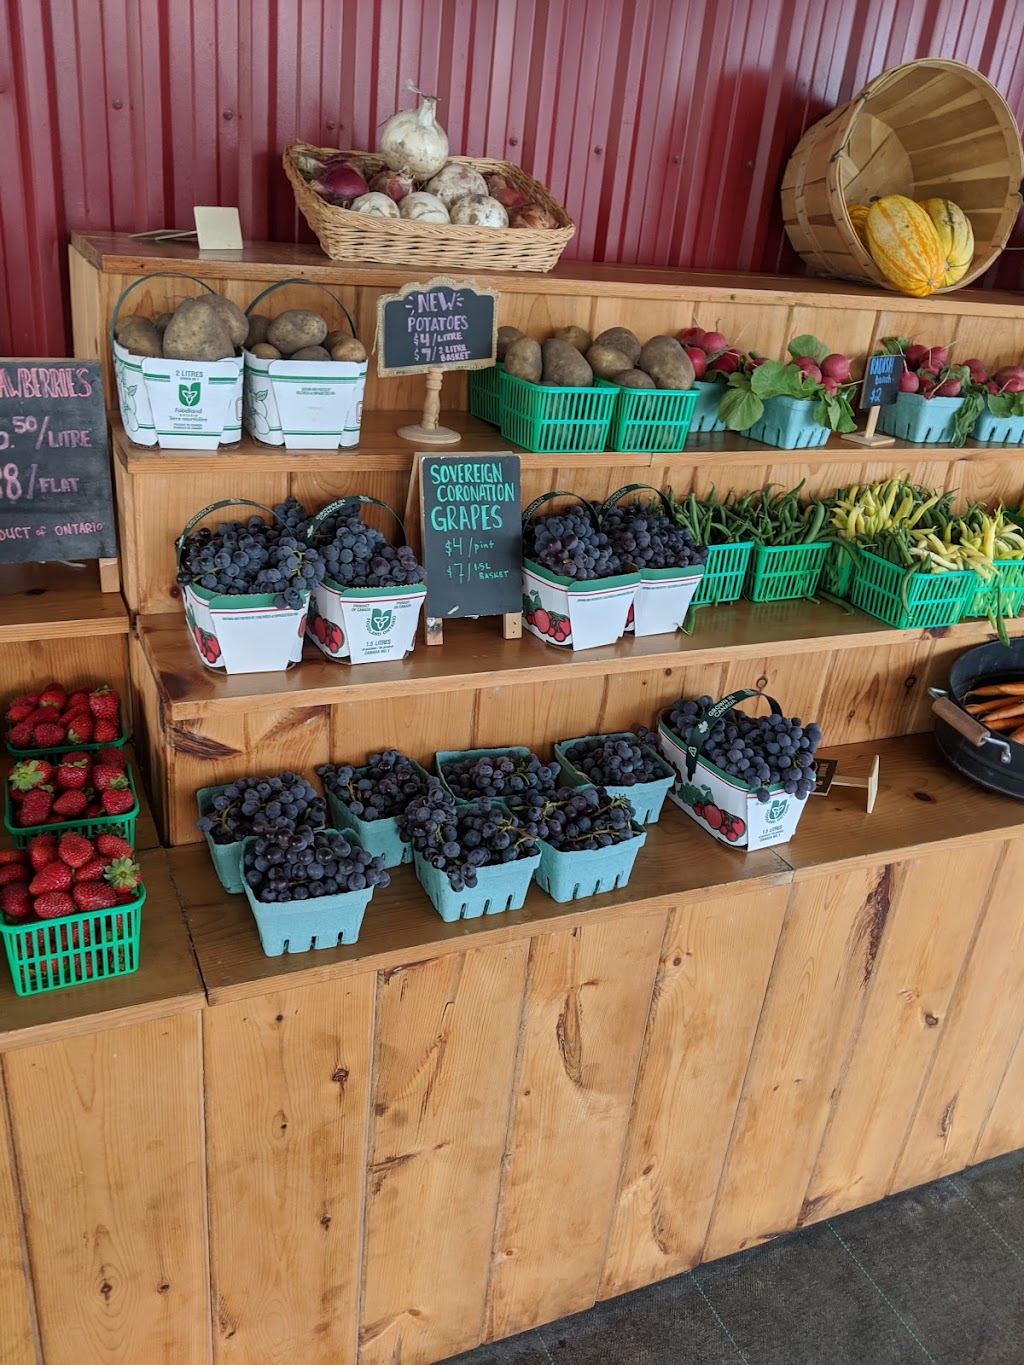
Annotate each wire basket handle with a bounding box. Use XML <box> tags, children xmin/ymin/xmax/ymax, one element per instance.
<box><xmin>245</xmin><ymin>277</ymin><xmax>358</xmax><ymax>339</ymax></box>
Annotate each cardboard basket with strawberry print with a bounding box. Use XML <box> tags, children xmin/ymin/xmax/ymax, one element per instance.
<box><xmin>111</xmin><ymin>272</ymin><xmax>243</xmax><ymax>450</ymax></box>
<box><xmin>658</xmin><ymin>690</ymin><xmax>812</xmax><ymax>850</ymax></box>
<box><xmin>243</xmin><ymin>279</ymin><xmax>367</xmax><ymax>450</ymax></box>
<box><xmin>600</xmin><ymin>484</ymin><xmax>705</xmax><ymax>637</ymax></box>
<box><xmin>521</xmin><ymin>492</ymin><xmax>638</xmax><ymax>650</ymax></box>
<box><xmin>305</xmin><ymin>496</ymin><xmax>427</xmax><ymax>664</ymax></box>
<box><xmin>5</xmin><ymin>683</ymin><xmax>127</xmax><ymax>757</ymax></box>
<box><xmin>5</xmin><ymin>756</ymin><xmax>140</xmax><ymax>848</ymax></box>
<box><xmin>177</xmin><ymin>499</ymin><xmax>311</xmax><ymax>676</ymax></box>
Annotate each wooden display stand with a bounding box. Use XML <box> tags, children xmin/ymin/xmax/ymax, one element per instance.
<box><xmin>0</xmin><ymin>236</ymin><xmax>1022</xmax><ymax>1365</ymax></box>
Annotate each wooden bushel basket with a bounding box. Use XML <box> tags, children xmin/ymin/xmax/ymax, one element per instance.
<box><xmin>781</xmin><ymin>59</ymin><xmax>1024</xmax><ymax>293</ymax></box>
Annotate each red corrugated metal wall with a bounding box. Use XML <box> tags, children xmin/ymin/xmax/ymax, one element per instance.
<box><xmin>3</xmin><ymin>0</ymin><xmax>1024</xmax><ymax>356</ymax></box>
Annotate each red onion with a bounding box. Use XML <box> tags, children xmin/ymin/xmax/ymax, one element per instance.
<box><xmin>494</xmin><ymin>184</ymin><xmax>527</xmax><ymax>212</ymax></box>
<box><xmin>509</xmin><ymin>203</ymin><xmax>558</xmax><ymax>230</ymax></box>
<box><xmin>369</xmin><ymin>168</ymin><xmax>414</xmax><ymax>203</ymax></box>
<box><xmin>312</xmin><ymin>159</ymin><xmax>368</xmax><ymax>207</ymax></box>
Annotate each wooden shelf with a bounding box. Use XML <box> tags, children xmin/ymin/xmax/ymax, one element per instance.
<box><xmin>0</xmin><ymin>562</ymin><xmax>129</xmax><ymax>644</ymax></box>
<box><xmin>0</xmin><ymin>848</ymin><xmax>205</xmax><ymax>1053</ymax></box>
<box><xmin>170</xmin><ymin>731</ymin><xmax>1024</xmax><ymax>1006</ymax></box>
<box><xmin>138</xmin><ymin>600</ymin><xmax>1024</xmax><ymax>720</ymax></box>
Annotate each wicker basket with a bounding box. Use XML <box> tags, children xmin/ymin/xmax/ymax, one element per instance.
<box><xmin>781</xmin><ymin>59</ymin><xmax>1024</xmax><ymax>293</ymax></box>
<box><xmin>283</xmin><ymin>144</ymin><xmax>575</xmax><ymax>272</ymax></box>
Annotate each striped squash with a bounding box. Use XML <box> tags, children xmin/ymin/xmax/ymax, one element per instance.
<box><xmin>847</xmin><ymin>202</ymin><xmax>870</xmax><ymax>242</ymax></box>
<box><xmin>918</xmin><ymin>197</ymin><xmax>974</xmax><ymax>287</ymax></box>
<box><xmin>865</xmin><ymin>194</ymin><xmax>945</xmax><ymax>298</ymax></box>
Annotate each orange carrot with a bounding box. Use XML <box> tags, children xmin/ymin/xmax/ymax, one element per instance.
<box><xmin>1010</xmin><ymin>724</ymin><xmax>1024</xmax><ymax>743</ymax></box>
<box><xmin>981</xmin><ymin>700</ymin><xmax>1024</xmax><ymax>723</ymax></box>
<box><xmin>967</xmin><ymin>681</ymin><xmax>1024</xmax><ymax>697</ymax></box>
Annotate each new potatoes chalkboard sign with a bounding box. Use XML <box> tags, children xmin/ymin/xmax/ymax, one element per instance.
<box><xmin>419</xmin><ymin>452</ymin><xmax>522</xmax><ymax>617</ymax></box>
<box><xmin>0</xmin><ymin>361</ymin><xmax>116</xmax><ymax>565</ymax></box>
<box><xmin>376</xmin><ymin>277</ymin><xmax>498</xmax><ymax>377</ymax></box>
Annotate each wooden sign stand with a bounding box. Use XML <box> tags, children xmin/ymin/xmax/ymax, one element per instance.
<box><xmin>843</xmin><ymin>405</ymin><xmax>895</xmax><ymax>448</ymax></box>
<box><xmin>832</xmin><ymin>754</ymin><xmax>881</xmax><ymax>813</ymax></box>
<box><xmin>396</xmin><ymin>368</ymin><xmax>460</xmax><ymax>446</ymax></box>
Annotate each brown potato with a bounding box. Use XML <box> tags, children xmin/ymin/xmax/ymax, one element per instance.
<box><xmin>289</xmin><ymin>345</ymin><xmax>332</xmax><ymax>362</ymax></box>
<box><xmin>585</xmin><ymin>343</ymin><xmax>634</xmax><ymax>381</ymax></box>
<box><xmin>162</xmin><ymin>298</ymin><xmax>235</xmax><ymax>361</ymax></box>
<box><xmin>329</xmin><ymin>337</ymin><xmax>368</xmax><ymax>363</ymax></box>
<box><xmin>638</xmin><ymin>335</ymin><xmax>695</xmax><ymax>391</ymax></box>
<box><xmin>541</xmin><ymin>338</ymin><xmax>593</xmax><ymax>387</ymax></box>
<box><xmin>554</xmin><ymin>325</ymin><xmax>591</xmax><ymax>354</ymax></box>
<box><xmin>503</xmin><ymin>335</ymin><xmax>543</xmax><ymax>384</ymax></box>
<box><xmin>594</xmin><ymin>326</ymin><xmax>641</xmax><ymax>365</ymax></box>
<box><xmin>250</xmin><ymin>343</ymin><xmax>282</xmax><ymax>361</ymax></box>
<box><xmin>496</xmin><ymin>325</ymin><xmax>524</xmax><ymax>361</ymax></box>
<box><xmin>115</xmin><ymin>315</ymin><xmax>162</xmax><ymax>358</ymax></box>
<box><xmin>323</xmin><ymin>329</ymin><xmax>354</xmax><ymax>351</ymax></box>
<box><xmin>612</xmin><ymin>369</ymin><xmax>655</xmax><ymax>389</ymax></box>
<box><xmin>266</xmin><ymin>309</ymin><xmax>328</xmax><ymax>355</ymax></box>
<box><xmin>206</xmin><ymin>295</ymin><xmax>249</xmax><ymax>348</ymax></box>
<box><xmin>246</xmin><ymin>313</ymin><xmax>271</xmax><ymax>347</ymax></box>
<box><xmin>153</xmin><ymin>312</ymin><xmax>173</xmax><ymax>336</ymax></box>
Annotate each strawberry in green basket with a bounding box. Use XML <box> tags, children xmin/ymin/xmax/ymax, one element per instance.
<box><xmin>104</xmin><ymin>856</ymin><xmax>142</xmax><ymax>901</ymax></box>
<box><xmin>56</xmin><ymin>754</ymin><xmax>90</xmax><ymax>791</ymax></box>
<box><xmin>73</xmin><ymin>882</ymin><xmax>118</xmax><ymax>913</ymax></box>
<box><xmin>88</xmin><ymin>686</ymin><xmax>119</xmax><ymax>722</ymax></box>
<box><xmin>0</xmin><ymin>883</ymin><xmax>31</xmax><ymax>921</ymax></box>
<box><xmin>19</xmin><ymin>788</ymin><xmax>54</xmax><ymax>828</ymax></box>
<box><xmin>8</xmin><ymin>759</ymin><xmax>55</xmax><ymax>800</ymax></box>
<box><xmin>65</xmin><ymin>713</ymin><xmax>94</xmax><ymax>745</ymax></box>
<box><xmin>100</xmin><ymin>778</ymin><xmax>134</xmax><ymax>817</ymax></box>
<box><xmin>51</xmin><ymin>790</ymin><xmax>89</xmax><ymax>821</ymax></box>
<box><xmin>29</xmin><ymin>862</ymin><xmax>72</xmax><ymax>897</ymax></box>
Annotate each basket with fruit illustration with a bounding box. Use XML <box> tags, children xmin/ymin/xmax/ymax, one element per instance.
<box><xmin>177</xmin><ymin>499</ymin><xmax>315</xmax><ymax>675</ymax></box>
<box><xmin>5</xmin><ymin>683</ymin><xmax>127</xmax><ymax>757</ymax></box>
<box><xmin>658</xmin><ymin>689</ymin><xmax>817</xmax><ymax>850</ymax></box>
<box><xmin>243</xmin><ymin>278</ymin><xmax>367</xmax><ymax>450</ymax></box>
<box><xmin>600</xmin><ymin>485</ymin><xmax>706</xmax><ymax>635</ymax></box>
<box><xmin>306</xmin><ymin>496</ymin><xmax>427</xmax><ymax>664</ymax></box>
<box><xmin>554</xmin><ymin>732</ymin><xmax>676</xmax><ymax>825</ymax></box>
<box><xmin>522</xmin><ymin>492</ymin><xmax>638</xmax><ymax>650</ymax></box>
<box><xmin>5</xmin><ymin>755</ymin><xmax>139</xmax><ymax>848</ymax></box>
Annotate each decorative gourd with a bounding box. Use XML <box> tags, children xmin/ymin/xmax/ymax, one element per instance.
<box><xmin>846</xmin><ymin>203</ymin><xmax>870</xmax><ymax>242</ymax></box>
<box><xmin>918</xmin><ymin>197</ymin><xmax>974</xmax><ymax>287</ymax></box>
<box><xmin>864</xmin><ymin>194</ymin><xmax>945</xmax><ymax>298</ymax></box>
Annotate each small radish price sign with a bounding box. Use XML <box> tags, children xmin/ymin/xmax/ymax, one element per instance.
<box><xmin>861</xmin><ymin>353</ymin><xmax>906</xmax><ymax>409</ymax></box>
<box><xmin>0</xmin><ymin>361</ymin><xmax>116</xmax><ymax>566</ymax></box>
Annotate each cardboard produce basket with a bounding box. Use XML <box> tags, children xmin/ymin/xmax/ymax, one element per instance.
<box><xmin>554</xmin><ymin>732</ymin><xmax>676</xmax><ymax>825</ymax></box>
<box><xmin>413</xmin><ymin>849</ymin><xmax>540</xmax><ymax>922</ymax></box>
<box><xmin>111</xmin><ymin>272</ymin><xmax>243</xmax><ymax>449</ymax></box>
<box><xmin>533</xmin><ymin>825</ymin><xmax>647</xmax><ymax>903</ymax></box>
<box><xmin>876</xmin><ymin>393</ymin><xmax>965</xmax><ymax>444</ymax></box>
<box><xmin>601</xmin><ymin>484</ymin><xmax>705</xmax><ymax>636</ymax></box>
<box><xmin>323</xmin><ymin>757</ymin><xmax>431</xmax><ymax>867</ymax></box>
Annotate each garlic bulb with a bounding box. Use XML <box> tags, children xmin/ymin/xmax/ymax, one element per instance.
<box><xmin>425</xmin><ymin>163</ymin><xmax>488</xmax><ymax>209</ymax></box>
<box><xmin>450</xmin><ymin>194</ymin><xmax>509</xmax><ymax>228</ymax></box>
<box><xmin>380</xmin><ymin>82</ymin><xmax>449</xmax><ymax>180</ymax></box>
<box><xmin>399</xmin><ymin>192</ymin><xmax>450</xmax><ymax>224</ymax></box>
<box><xmin>349</xmin><ymin>192</ymin><xmax>401</xmax><ymax>219</ymax></box>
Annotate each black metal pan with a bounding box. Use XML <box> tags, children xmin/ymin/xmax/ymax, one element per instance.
<box><xmin>930</xmin><ymin>637</ymin><xmax>1024</xmax><ymax>798</ymax></box>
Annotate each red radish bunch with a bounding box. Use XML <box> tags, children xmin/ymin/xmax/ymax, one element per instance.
<box><xmin>675</xmin><ymin>326</ymin><xmax>742</xmax><ymax>382</ymax></box>
<box><xmin>954</xmin><ymin>358</ymin><xmax>1024</xmax><ymax>396</ymax></box>
<box><xmin>0</xmin><ymin>831</ymin><xmax>142</xmax><ymax>925</ymax></box>
<box><xmin>5</xmin><ymin>683</ymin><xmax>122</xmax><ymax>751</ymax></box>
<box><xmin>892</xmin><ymin>342</ymin><xmax>967</xmax><ymax>399</ymax></box>
<box><xmin>7</xmin><ymin>749</ymin><xmax>133</xmax><ymax>828</ymax></box>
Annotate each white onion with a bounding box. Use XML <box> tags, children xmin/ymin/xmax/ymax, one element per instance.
<box><xmin>380</xmin><ymin>83</ymin><xmax>449</xmax><ymax>180</ymax></box>
<box><xmin>399</xmin><ymin>192</ymin><xmax>451</xmax><ymax>224</ymax></box>
<box><xmin>425</xmin><ymin>163</ymin><xmax>488</xmax><ymax>209</ymax></box>
<box><xmin>349</xmin><ymin>192</ymin><xmax>401</xmax><ymax>219</ymax></box>
<box><xmin>450</xmin><ymin>194</ymin><xmax>509</xmax><ymax>228</ymax></box>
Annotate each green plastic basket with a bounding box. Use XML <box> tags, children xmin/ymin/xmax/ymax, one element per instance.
<box><xmin>499</xmin><ymin>371</ymin><xmax>615</xmax><ymax>454</ymax></box>
<box><xmin>5</xmin><ymin>701</ymin><xmax>128</xmax><ymax>758</ymax></box>
<box><xmin>468</xmin><ymin>363</ymin><xmax>504</xmax><ymax>427</ymax></box>
<box><xmin>5</xmin><ymin>764</ymin><xmax>139</xmax><ymax>848</ymax></box>
<box><xmin>744</xmin><ymin>543</ymin><xmax>829</xmax><ymax>602</ymax></box>
<box><xmin>965</xmin><ymin>560</ymin><xmax>1024</xmax><ymax>619</ymax></box>
<box><xmin>691</xmin><ymin>541</ymin><xmax>755</xmax><ymax>607</ymax></box>
<box><xmin>820</xmin><ymin>541</ymin><xmax>856</xmax><ymax>599</ymax></box>
<box><xmin>0</xmin><ymin>888</ymin><xmax>144</xmax><ymax>997</ymax></box>
<box><xmin>596</xmin><ymin>380</ymin><xmax>699</xmax><ymax>453</ymax></box>
<box><xmin>850</xmin><ymin>550</ymin><xmax>977</xmax><ymax>630</ymax></box>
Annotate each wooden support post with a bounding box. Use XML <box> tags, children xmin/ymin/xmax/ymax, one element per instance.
<box><xmin>397</xmin><ymin>368</ymin><xmax>461</xmax><ymax>446</ymax></box>
<box><xmin>98</xmin><ymin>557</ymin><xmax>121</xmax><ymax>593</ymax></box>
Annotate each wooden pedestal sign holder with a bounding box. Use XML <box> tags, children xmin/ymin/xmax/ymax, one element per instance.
<box><xmin>813</xmin><ymin>754</ymin><xmax>880</xmax><ymax>813</ymax></box>
<box><xmin>405</xmin><ymin>450</ymin><xmax>523</xmax><ymax>646</ymax></box>
<box><xmin>843</xmin><ymin>353</ymin><xmax>905</xmax><ymax>448</ymax></box>
<box><xmin>0</xmin><ymin>360</ymin><xmax>119</xmax><ymax>590</ymax></box>
<box><xmin>375</xmin><ymin>277</ymin><xmax>499</xmax><ymax>445</ymax></box>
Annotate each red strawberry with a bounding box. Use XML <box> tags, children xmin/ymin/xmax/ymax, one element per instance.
<box><xmin>95</xmin><ymin>833</ymin><xmax>133</xmax><ymax>860</ymax></box>
<box><xmin>29</xmin><ymin>862</ymin><xmax>72</xmax><ymax>896</ymax></box>
<box><xmin>91</xmin><ymin>764</ymin><xmax>122</xmax><ymax>792</ymax></box>
<box><xmin>6</xmin><ymin>721</ymin><xmax>34</xmax><ymax>749</ymax></box>
<box><xmin>104</xmin><ymin>856</ymin><xmax>141</xmax><ymax>894</ymax></box>
<box><xmin>75</xmin><ymin>858</ymin><xmax>107</xmax><ymax>882</ymax></box>
<box><xmin>31</xmin><ymin>722</ymin><xmax>67</xmax><ymax>749</ymax></box>
<box><xmin>94</xmin><ymin>748</ymin><xmax>126</xmax><ymax>771</ymax></box>
<box><xmin>88</xmin><ymin>686</ymin><xmax>119</xmax><ymax>722</ymax></box>
<box><xmin>92</xmin><ymin>718</ymin><xmax>120</xmax><ymax>744</ymax></box>
<box><xmin>8</xmin><ymin>758</ymin><xmax>55</xmax><ymax>793</ymax></box>
<box><xmin>34</xmin><ymin>891</ymin><xmax>74</xmax><ymax>919</ymax></box>
<box><xmin>66</xmin><ymin>688</ymin><xmax>90</xmax><ymax>707</ymax></box>
<box><xmin>52</xmin><ymin>790</ymin><xmax>89</xmax><ymax>819</ymax></box>
<box><xmin>0</xmin><ymin>863</ymin><xmax>30</xmax><ymax>886</ymax></box>
<box><xmin>38</xmin><ymin>683</ymin><xmax>67</xmax><ymax>710</ymax></box>
<box><xmin>56</xmin><ymin>755</ymin><xmax>91</xmax><ymax>790</ymax></box>
<box><xmin>6</xmin><ymin>694</ymin><xmax>39</xmax><ymax>723</ymax></box>
<box><xmin>100</xmin><ymin>780</ymin><xmax>134</xmax><ymax>816</ymax></box>
<box><xmin>19</xmin><ymin>789</ymin><xmax>54</xmax><ymax>827</ymax></box>
<box><xmin>0</xmin><ymin>849</ymin><xmax>27</xmax><ymax>865</ymax></box>
<box><xmin>58</xmin><ymin>832</ymin><xmax>94</xmax><ymax>868</ymax></box>
<box><xmin>0</xmin><ymin>883</ymin><xmax>31</xmax><ymax>920</ymax></box>
<box><xmin>65</xmin><ymin>714</ymin><xmax>94</xmax><ymax>745</ymax></box>
<box><xmin>73</xmin><ymin>882</ymin><xmax>117</xmax><ymax>912</ymax></box>
<box><xmin>85</xmin><ymin>802</ymin><xmax>103</xmax><ymax>818</ymax></box>
<box><xmin>27</xmin><ymin>834</ymin><xmax>59</xmax><ymax>870</ymax></box>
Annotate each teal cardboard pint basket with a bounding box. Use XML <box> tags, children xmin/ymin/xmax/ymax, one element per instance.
<box><xmin>554</xmin><ymin>733</ymin><xmax>676</xmax><ymax>825</ymax></box>
<box><xmin>413</xmin><ymin>849</ymin><xmax>540</xmax><ymax>923</ymax></box>
<box><xmin>323</xmin><ymin>757</ymin><xmax>431</xmax><ymax>868</ymax></box>
<box><xmin>239</xmin><ymin>833</ymin><xmax>377</xmax><ymax>955</ymax></box>
<box><xmin>876</xmin><ymin>392</ymin><xmax>965</xmax><ymax>444</ymax></box>
<box><xmin>534</xmin><ymin>827</ymin><xmax>647</xmax><ymax>903</ymax></box>
<box><xmin>746</xmin><ymin>395</ymin><xmax>830</xmax><ymax>450</ymax></box>
<box><xmin>689</xmin><ymin>380</ymin><xmax>727</xmax><ymax>433</ymax></box>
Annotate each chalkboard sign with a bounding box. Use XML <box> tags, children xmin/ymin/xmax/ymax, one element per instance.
<box><xmin>376</xmin><ymin>277</ymin><xmax>498</xmax><ymax>377</ymax></box>
<box><xmin>0</xmin><ymin>361</ymin><xmax>116</xmax><ymax>565</ymax></box>
<box><xmin>861</xmin><ymin>354</ymin><xmax>906</xmax><ymax>409</ymax></box>
<box><xmin>419</xmin><ymin>452</ymin><xmax>522</xmax><ymax>617</ymax></box>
